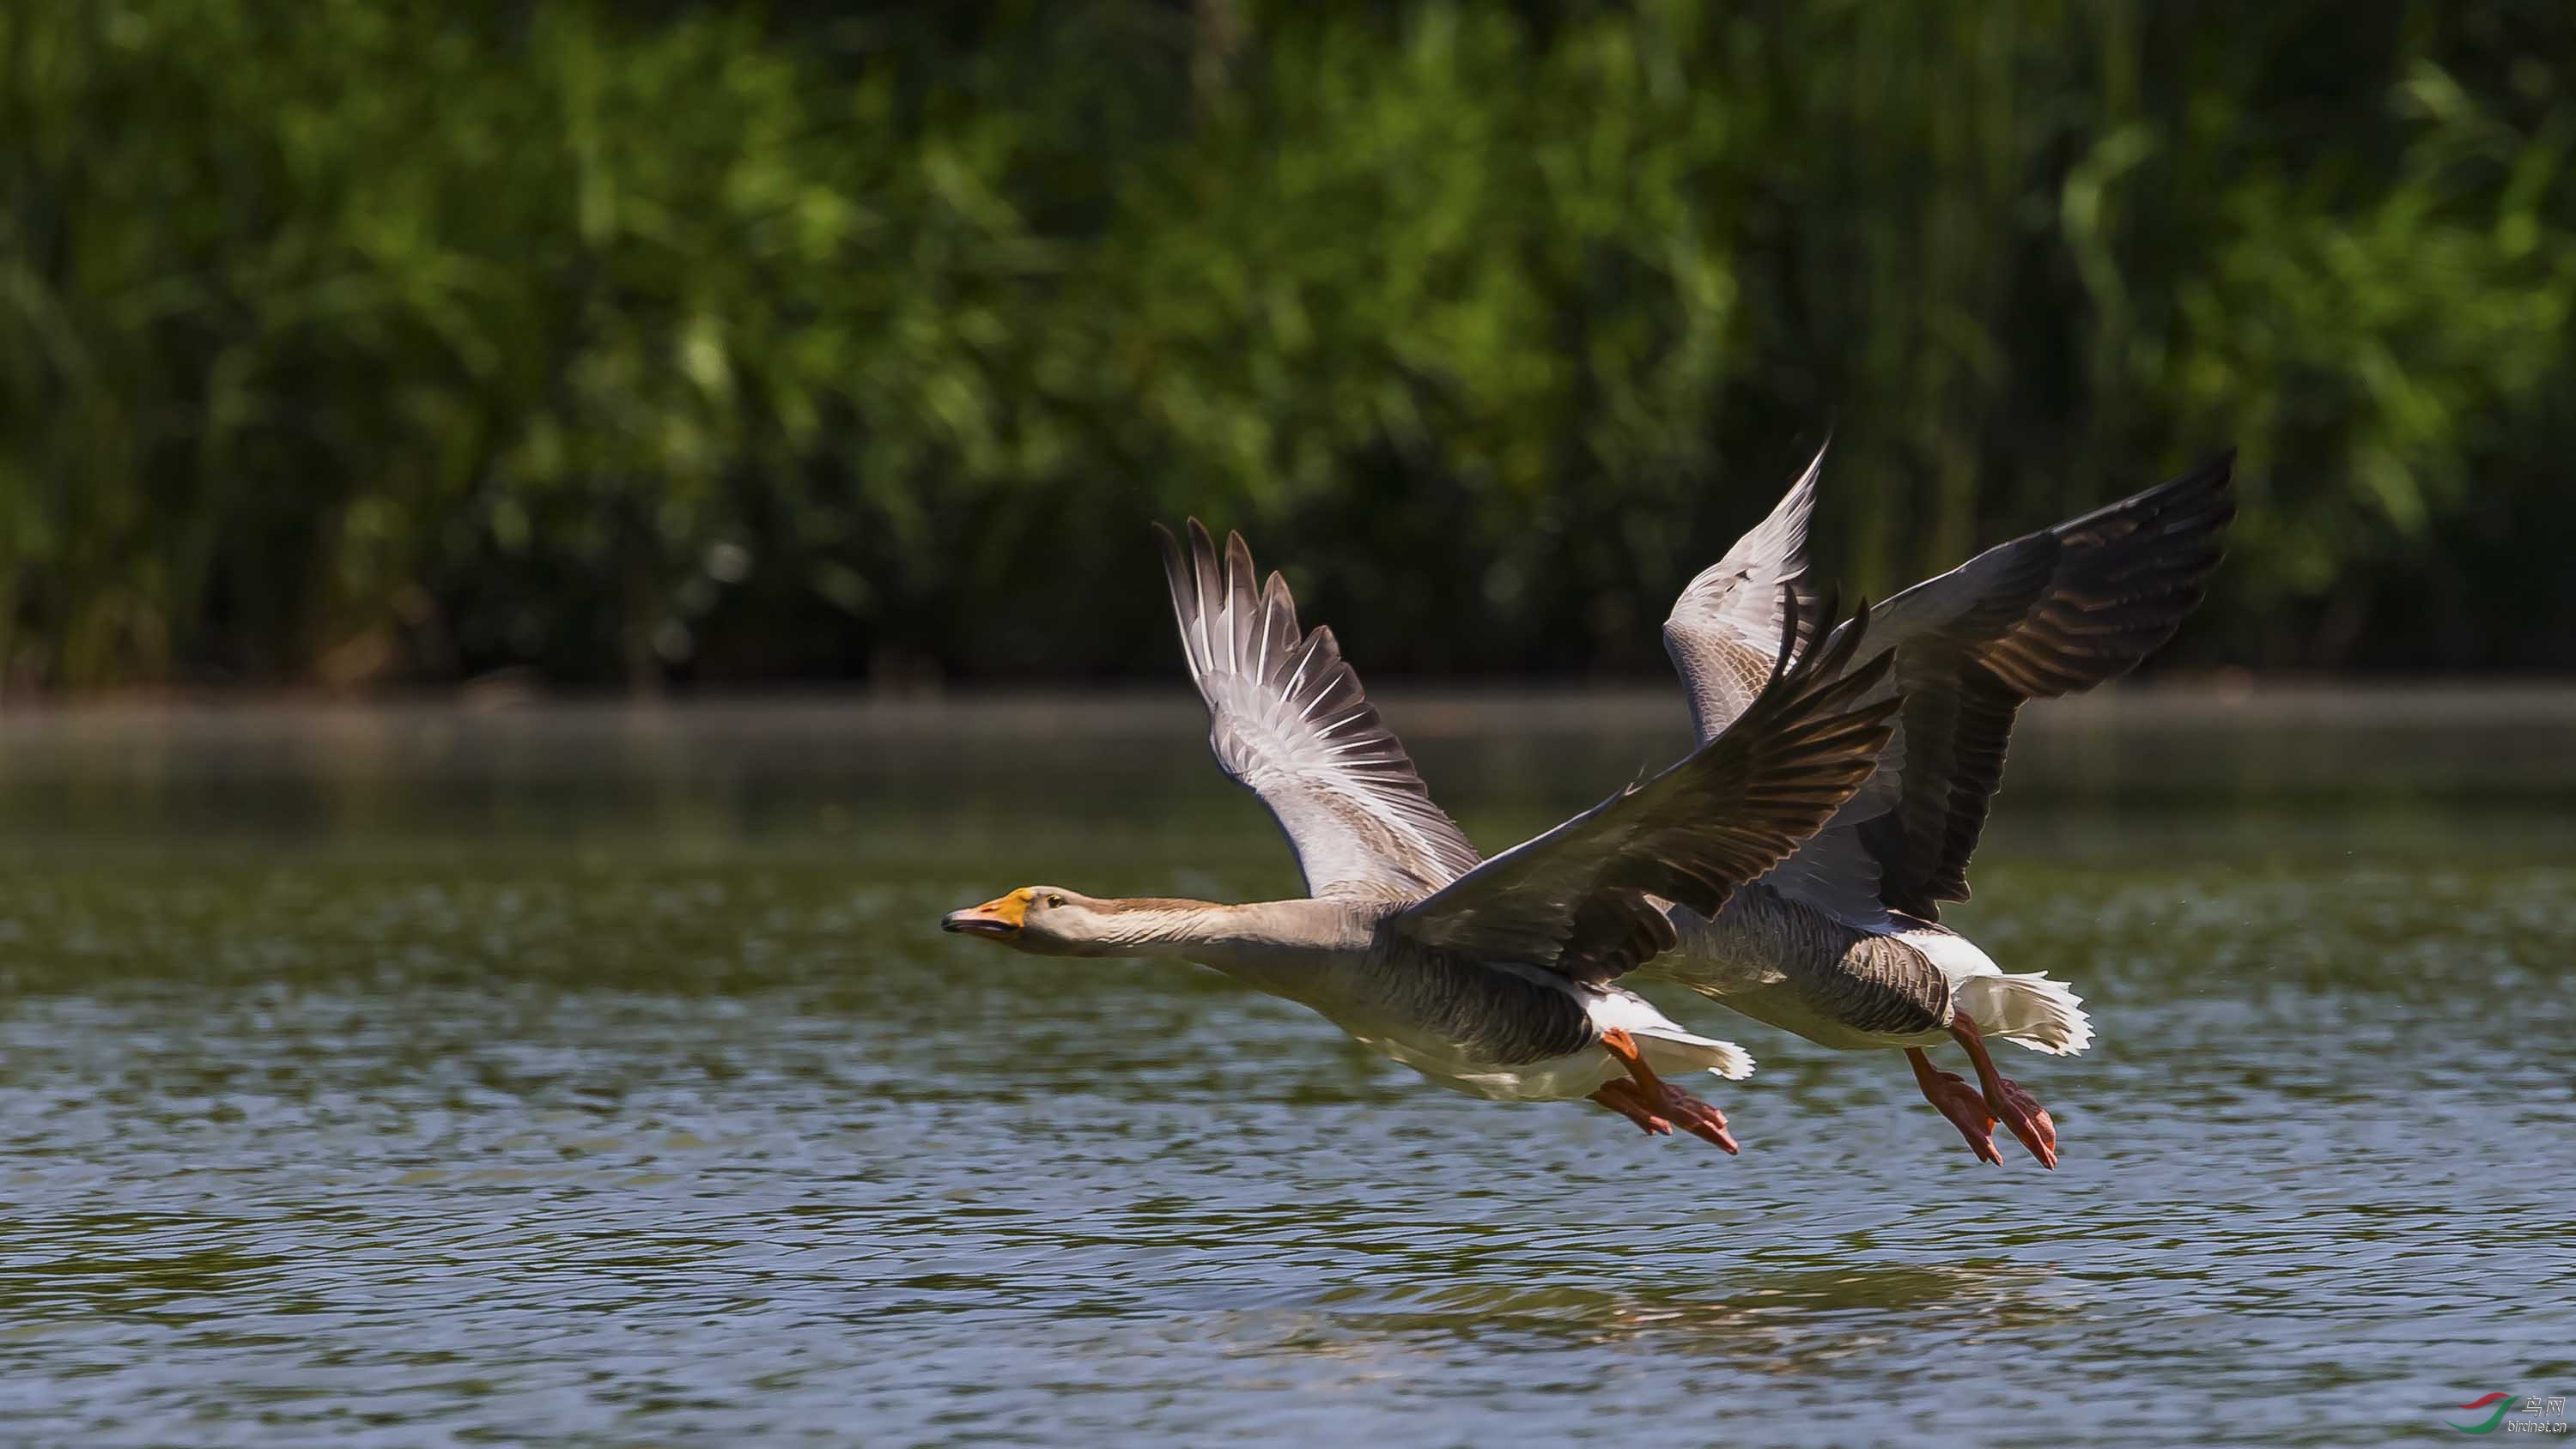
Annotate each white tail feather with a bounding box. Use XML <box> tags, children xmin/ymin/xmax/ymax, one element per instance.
<box><xmin>1953</xmin><ymin>972</ymin><xmax>2093</xmax><ymax>1056</ymax></box>
<box><xmin>1637</xmin><ymin>1028</ymin><xmax>1755</xmax><ymax>1082</ymax></box>
<box><xmin>1589</xmin><ymin>991</ymin><xmax>1756</xmax><ymax>1081</ymax></box>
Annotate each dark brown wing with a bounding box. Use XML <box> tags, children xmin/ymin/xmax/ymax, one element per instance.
<box><xmin>1392</xmin><ymin>591</ymin><xmax>1900</xmax><ymax>985</ymax></box>
<box><xmin>1837</xmin><ymin>452</ymin><xmax>2236</xmax><ymax>919</ymax></box>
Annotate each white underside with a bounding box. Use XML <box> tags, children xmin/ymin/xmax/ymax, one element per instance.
<box><xmin>1336</xmin><ymin>987</ymin><xmax>1753</xmax><ymax>1104</ymax></box>
<box><xmin>1662</xmin><ymin>913</ymin><xmax>2096</xmax><ymax>1057</ymax></box>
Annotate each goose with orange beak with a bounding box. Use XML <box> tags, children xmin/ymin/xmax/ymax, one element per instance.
<box><xmin>940</xmin><ymin>520</ymin><xmax>1900</xmax><ymax>1150</ymax></box>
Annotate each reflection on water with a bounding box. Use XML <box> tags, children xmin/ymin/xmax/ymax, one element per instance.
<box><xmin>0</xmin><ymin>692</ymin><xmax>2571</xmax><ymax>1446</ymax></box>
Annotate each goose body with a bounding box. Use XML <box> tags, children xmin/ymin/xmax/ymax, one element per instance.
<box><xmin>944</xmin><ymin>519</ymin><xmax>1902</xmax><ymax>1152</ymax></box>
<box><xmin>1674</xmin><ymin>886</ymin><xmax>1954</xmax><ymax>1051</ymax></box>
<box><xmin>1280</xmin><ymin>951</ymin><xmax>1753</xmax><ymax>1103</ymax></box>
<box><xmin>1642</xmin><ymin>446</ymin><xmax>2233</xmax><ymax>1163</ymax></box>
<box><xmin>1115</xmin><ymin>894</ymin><xmax>1747</xmax><ymax>1100</ymax></box>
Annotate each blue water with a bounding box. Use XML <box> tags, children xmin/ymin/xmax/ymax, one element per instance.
<box><xmin>1</xmin><ymin>695</ymin><xmax>2570</xmax><ymax>1445</ymax></box>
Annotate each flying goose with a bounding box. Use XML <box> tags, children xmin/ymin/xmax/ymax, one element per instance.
<box><xmin>1646</xmin><ymin>446</ymin><xmax>2236</xmax><ymax>1167</ymax></box>
<box><xmin>943</xmin><ymin>521</ymin><xmax>1900</xmax><ymax>1151</ymax></box>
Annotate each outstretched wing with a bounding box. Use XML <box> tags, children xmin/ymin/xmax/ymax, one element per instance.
<box><xmin>1391</xmin><ymin>593</ymin><xmax>1899</xmax><ymax>985</ymax></box>
<box><xmin>1156</xmin><ymin>519</ymin><xmax>1481</xmax><ymax>900</ymax></box>
<box><xmin>1776</xmin><ymin>451</ymin><xmax>2238</xmax><ymax>921</ymax></box>
<box><xmin>1662</xmin><ymin>441</ymin><xmax>1826</xmax><ymax>743</ymax></box>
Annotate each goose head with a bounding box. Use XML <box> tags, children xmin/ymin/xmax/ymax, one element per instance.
<box><xmin>941</xmin><ymin>886</ymin><xmax>1182</xmax><ymax>957</ymax></box>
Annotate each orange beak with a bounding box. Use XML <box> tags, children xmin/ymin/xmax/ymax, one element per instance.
<box><xmin>940</xmin><ymin>889</ymin><xmax>1030</xmax><ymax>939</ymax></box>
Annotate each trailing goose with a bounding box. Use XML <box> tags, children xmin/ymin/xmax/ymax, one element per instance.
<box><xmin>943</xmin><ymin>521</ymin><xmax>1899</xmax><ymax>1151</ymax></box>
<box><xmin>1646</xmin><ymin>446</ymin><xmax>2236</xmax><ymax>1167</ymax></box>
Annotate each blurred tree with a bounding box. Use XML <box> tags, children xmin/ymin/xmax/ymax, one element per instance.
<box><xmin>1</xmin><ymin>0</ymin><xmax>2568</xmax><ymax>689</ymax></box>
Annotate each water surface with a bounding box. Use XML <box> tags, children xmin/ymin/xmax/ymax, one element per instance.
<box><xmin>2</xmin><ymin>691</ymin><xmax>2572</xmax><ymax>1446</ymax></box>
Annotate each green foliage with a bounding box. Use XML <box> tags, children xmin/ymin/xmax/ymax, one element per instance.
<box><xmin>3</xmin><ymin>0</ymin><xmax>2569</xmax><ymax>688</ymax></box>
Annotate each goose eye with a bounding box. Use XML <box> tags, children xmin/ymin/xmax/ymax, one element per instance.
<box><xmin>1046</xmin><ymin>894</ymin><xmax>1066</xmax><ymax>908</ymax></box>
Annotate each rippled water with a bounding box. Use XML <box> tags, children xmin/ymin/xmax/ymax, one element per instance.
<box><xmin>3</xmin><ymin>693</ymin><xmax>2572</xmax><ymax>1446</ymax></box>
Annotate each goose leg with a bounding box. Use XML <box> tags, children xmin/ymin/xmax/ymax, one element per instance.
<box><xmin>1949</xmin><ymin>1011</ymin><xmax>2057</xmax><ymax>1169</ymax></box>
<box><xmin>1597</xmin><ymin>1028</ymin><xmax>1739</xmax><ymax>1154</ymax></box>
<box><xmin>1589</xmin><ymin>1079</ymin><xmax>1673</xmax><ymax>1137</ymax></box>
<box><xmin>1907</xmin><ymin>1047</ymin><xmax>2002</xmax><ymax>1165</ymax></box>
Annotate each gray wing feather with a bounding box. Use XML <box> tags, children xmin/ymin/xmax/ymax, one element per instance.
<box><xmin>1663</xmin><ymin>441</ymin><xmax>1826</xmax><ymax>745</ymax></box>
<box><xmin>1393</xmin><ymin>592</ymin><xmax>1900</xmax><ymax>985</ymax></box>
<box><xmin>1156</xmin><ymin>519</ymin><xmax>1481</xmax><ymax>900</ymax></box>
<box><xmin>1771</xmin><ymin>451</ymin><xmax>2237</xmax><ymax>922</ymax></box>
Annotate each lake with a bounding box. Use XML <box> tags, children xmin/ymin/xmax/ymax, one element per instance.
<box><xmin>2</xmin><ymin>688</ymin><xmax>2571</xmax><ymax>1446</ymax></box>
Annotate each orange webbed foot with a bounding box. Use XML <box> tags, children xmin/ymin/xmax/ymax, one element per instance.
<box><xmin>1948</xmin><ymin>1013</ymin><xmax>2059</xmax><ymax>1170</ymax></box>
<box><xmin>1646</xmin><ymin>1082</ymin><xmax>1739</xmax><ymax>1154</ymax></box>
<box><xmin>1985</xmin><ymin>1075</ymin><xmax>2058</xmax><ymax>1168</ymax></box>
<box><xmin>1909</xmin><ymin>1047</ymin><xmax>2002</xmax><ymax>1165</ymax></box>
<box><xmin>1590</xmin><ymin>1080</ymin><xmax>1674</xmax><ymax>1137</ymax></box>
<box><xmin>1595</xmin><ymin>1028</ymin><xmax>1741</xmax><ymax>1155</ymax></box>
